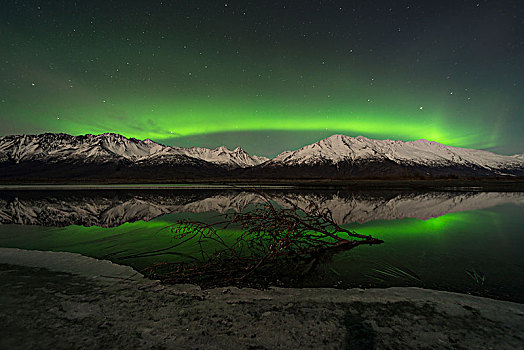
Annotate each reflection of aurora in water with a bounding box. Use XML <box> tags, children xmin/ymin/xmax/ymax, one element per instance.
<box><xmin>344</xmin><ymin>210</ymin><xmax>496</xmax><ymax>236</ymax></box>
<box><xmin>331</xmin><ymin>207</ymin><xmax>524</xmax><ymax>301</ymax></box>
<box><xmin>0</xmin><ymin>192</ymin><xmax>522</xmax><ymax>301</ymax></box>
<box><xmin>0</xmin><ymin>207</ymin><xmax>509</xmax><ymax>263</ymax></box>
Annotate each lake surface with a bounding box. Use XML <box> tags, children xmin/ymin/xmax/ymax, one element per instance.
<box><xmin>0</xmin><ymin>187</ymin><xmax>523</xmax><ymax>302</ymax></box>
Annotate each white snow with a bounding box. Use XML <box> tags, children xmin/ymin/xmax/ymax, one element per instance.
<box><xmin>270</xmin><ymin>134</ymin><xmax>524</xmax><ymax>171</ymax></box>
<box><xmin>0</xmin><ymin>133</ymin><xmax>268</xmax><ymax>168</ymax></box>
<box><xmin>0</xmin><ymin>133</ymin><xmax>521</xmax><ymax>173</ymax></box>
<box><xmin>167</xmin><ymin>145</ymin><xmax>269</xmax><ymax>168</ymax></box>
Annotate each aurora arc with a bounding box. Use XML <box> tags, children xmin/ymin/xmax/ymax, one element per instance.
<box><xmin>1</xmin><ymin>0</ymin><xmax>521</xmax><ymax>157</ymax></box>
<box><xmin>17</xmin><ymin>95</ymin><xmax>499</xmax><ymax>154</ymax></box>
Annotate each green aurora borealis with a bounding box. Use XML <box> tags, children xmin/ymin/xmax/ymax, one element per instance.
<box><xmin>1</xmin><ymin>0</ymin><xmax>523</xmax><ymax>157</ymax></box>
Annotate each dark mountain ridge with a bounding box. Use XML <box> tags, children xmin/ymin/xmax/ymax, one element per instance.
<box><xmin>1</xmin><ymin>133</ymin><xmax>523</xmax><ymax>181</ymax></box>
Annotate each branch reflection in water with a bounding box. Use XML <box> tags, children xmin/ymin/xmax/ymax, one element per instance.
<box><xmin>121</xmin><ymin>194</ymin><xmax>383</xmax><ymax>288</ymax></box>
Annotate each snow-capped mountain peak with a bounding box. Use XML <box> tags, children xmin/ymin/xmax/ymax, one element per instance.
<box><xmin>0</xmin><ymin>133</ymin><xmax>268</xmax><ymax>168</ymax></box>
<box><xmin>269</xmin><ymin>134</ymin><xmax>524</xmax><ymax>174</ymax></box>
<box><xmin>0</xmin><ymin>132</ymin><xmax>522</xmax><ymax>178</ymax></box>
<box><xmin>172</xmin><ymin>145</ymin><xmax>268</xmax><ymax>168</ymax></box>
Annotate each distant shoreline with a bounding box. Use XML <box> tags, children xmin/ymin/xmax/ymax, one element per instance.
<box><xmin>1</xmin><ymin>178</ymin><xmax>524</xmax><ymax>191</ymax></box>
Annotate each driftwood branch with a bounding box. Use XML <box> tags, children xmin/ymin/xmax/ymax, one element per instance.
<box><xmin>136</xmin><ymin>192</ymin><xmax>383</xmax><ymax>288</ymax></box>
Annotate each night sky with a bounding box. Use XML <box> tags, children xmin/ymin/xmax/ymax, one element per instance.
<box><xmin>1</xmin><ymin>0</ymin><xmax>523</xmax><ymax>157</ymax></box>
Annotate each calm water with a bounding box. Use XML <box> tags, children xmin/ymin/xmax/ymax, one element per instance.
<box><xmin>0</xmin><ymin>188</ymin><xmax>523</xmax><ymax>301</ymax></box>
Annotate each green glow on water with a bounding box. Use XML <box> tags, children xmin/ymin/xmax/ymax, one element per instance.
<box><xmin>344</xmin><ymin>211</ymin><xmax>499</xmax><ymax>238</ymax></box>
<box><xmin>0</xmin><ymin>208</ymin><xmax>511</xmax><ymax>271</ymax></box>
<box><xmin>0</xmin><ymin>202</ymin><xmax>522</xmax><ymax>300</ymax></box>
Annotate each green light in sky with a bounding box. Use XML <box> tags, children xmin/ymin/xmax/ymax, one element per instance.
<box><xmin>1</xmin><ymin>0</ymin><xmax>522</xmax><ymax>155</ymax></box>
<box><xmin>37</xmin><ymin>97</ymin><xmax>498</xmax><ymax>151</ymax></box>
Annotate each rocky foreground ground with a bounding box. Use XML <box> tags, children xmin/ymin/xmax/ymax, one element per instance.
<box><xmin>0</xmin><ymin>248</ymin><xmax>523</xmax><ymax>349</ymax></box>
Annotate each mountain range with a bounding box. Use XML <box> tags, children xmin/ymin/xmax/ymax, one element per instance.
<box><xmin>0</xmin><ymin>133</ymin><xmax>523</xmax><ymax>180</ymax></box>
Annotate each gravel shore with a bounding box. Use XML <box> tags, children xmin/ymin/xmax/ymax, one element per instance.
<box><xmin>1</xmin><ymin>248</ymin><xmax>523</xmax><ymax>349</ymax></box>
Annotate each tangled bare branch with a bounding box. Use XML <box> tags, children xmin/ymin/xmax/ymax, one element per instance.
<box><xmin>138</xmin><ymin>194</ymin><xmax>383</xmax><ymax>288</ymax></box>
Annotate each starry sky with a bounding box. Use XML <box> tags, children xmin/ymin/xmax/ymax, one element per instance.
<box><xmin>1</xmin><ymin>0</ymin><xmax>523</xmax><ymax>157</ymax></box>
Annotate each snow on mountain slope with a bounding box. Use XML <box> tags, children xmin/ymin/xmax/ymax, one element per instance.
<box><xmin>0</xmin><ymin>133</ymin><xmax>267</xmax><ymax>168</ymax></box>
<box><xmin>0</xmin><ymin>133</ymin><xmax>522</xmax><ymax>176</ymax></box>
<box><xmin>269</xmin><ymin>135</ymin><xmax>524</xmax><ymax>172</ymax></box>
<box><xmin>173</xmin><ymin>146</ymin><xmax>269</xmax><ymax>168</ymax></box>
<box><xmin>0</xmin><ymin>133</ymin><xmax>162</xmax><ymax>163</ymax></box>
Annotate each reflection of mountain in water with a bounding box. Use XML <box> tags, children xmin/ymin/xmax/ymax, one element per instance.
<box><xmin>0</xmin><ymin>190</ymin><xmax>523</xmax><ymax>228</ymax></box>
